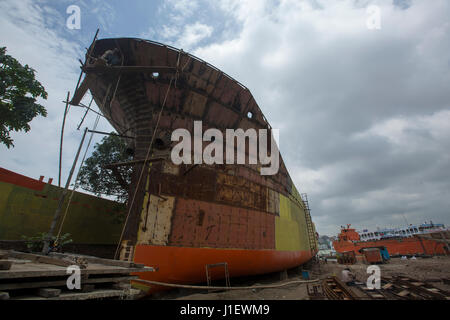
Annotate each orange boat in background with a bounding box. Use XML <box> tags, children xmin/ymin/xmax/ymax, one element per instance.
<box><xmin>333</xmin><ymin>224</ymin><xmax>449</xmax><ymax>257</ymax></box>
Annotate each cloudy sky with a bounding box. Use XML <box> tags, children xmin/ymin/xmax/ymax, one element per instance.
<box><xmin>1</xmin><ymin>0</ymin><xmax>449</xmax><ymax>236</ymax></box>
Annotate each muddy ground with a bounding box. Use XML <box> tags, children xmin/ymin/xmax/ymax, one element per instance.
<box><xmin>152</xmin><ymin>256</ymin><xmax>450</xmax><ymax>300</ymax></box>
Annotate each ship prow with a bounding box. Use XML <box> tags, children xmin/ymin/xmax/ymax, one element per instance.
<box><xmin>70</xmin><ymin>37</ymin><xmax>318</xmax><ymax>294</ymax></box>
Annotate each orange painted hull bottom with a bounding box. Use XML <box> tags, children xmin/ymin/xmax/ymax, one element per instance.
<box><xmin>333</xmin><ymin>237</ymin><xmax>448</xmax><ymax>256</ymax></box>
<box><xmin>131</xmin><ymin>245</ymin><xmax>315</xmax><ymax>294</ymax></box>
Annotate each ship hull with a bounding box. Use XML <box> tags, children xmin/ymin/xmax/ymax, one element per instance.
<box><xmin>333</xmin><ymin>237</ymin><xmax>448</xmax><ymax>256</ymax></box>
<box><xmin>132</xmin><ymin>245</ymin><xmax>314</xmax><ymax>293</ymax></box>
<box><xmin>74</xmin><ymin>38</ymin><xmax>318</xmax><ymax>293</ymax></box>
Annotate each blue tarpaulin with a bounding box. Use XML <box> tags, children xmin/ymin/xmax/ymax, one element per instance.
<box><xmin>380</xmin><ymin>247</ymin><xmax>390</xmax><ymax>261</ymax></box>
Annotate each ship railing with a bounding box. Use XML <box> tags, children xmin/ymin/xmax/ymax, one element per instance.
<box><xmin>100</xmin><ymin>37</ymin><xmax>249</xmax><ymax>91</ymax></box>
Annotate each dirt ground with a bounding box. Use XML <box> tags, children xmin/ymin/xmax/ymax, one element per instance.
<box><xmin>153</xmin><ymin>256</ymin><xmax>450</xmax><ymax>300</ymax></box>
<box><xmin>324</xmin><ymin>256</ymin><xmax>450</xmax><ymax>284</ymax></box>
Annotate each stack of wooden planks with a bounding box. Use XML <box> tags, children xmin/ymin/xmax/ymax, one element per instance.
<box><xmin>322</xmin><ymin>276</ymin><xmax>359</xmax><ymax>300</ymax></box>
<box><xmin>356</xmin><ymin>275</ymin><xmax>450</xmax><ymax>300</ymax></box>
<box><xmin>0</xmin><ymin>250</ymin><xmax>154</xmax><ymax>300</ymax></box>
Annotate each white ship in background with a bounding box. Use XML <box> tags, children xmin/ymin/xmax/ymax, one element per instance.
<box><xmin>358</xmin><ymin>222</ymin><xmax>448</xmax><ymax>242</ymax></box>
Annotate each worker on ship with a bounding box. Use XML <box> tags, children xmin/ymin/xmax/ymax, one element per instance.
<box><xmin>340</xmin><ymin>268</ymin><xmax>356</xmax><ymax>286</ymax></box>
<box><xmin>100</xmin><ymin>48</ymin><xmax>121</xmax><ymax>66</ymax></box>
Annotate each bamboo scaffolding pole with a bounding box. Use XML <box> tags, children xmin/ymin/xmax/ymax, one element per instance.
<box><xmin>42</xmin><ymin>128</ymin><xmax>88</xmax><ymax>254</ymax></box>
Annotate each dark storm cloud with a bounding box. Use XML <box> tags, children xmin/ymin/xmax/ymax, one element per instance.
<box><xmin>195</xmin><ymin>0</ymin><xmax>450</xmax><ymax>235</ymax></box>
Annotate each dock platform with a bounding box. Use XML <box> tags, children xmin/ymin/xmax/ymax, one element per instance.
<box><xmin>0</xmin><ymin>250</ymin><xmax>154</xmax><ymax>300</ymax></box>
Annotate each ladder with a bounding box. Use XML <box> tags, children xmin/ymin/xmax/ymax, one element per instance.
<box><xmin>301</xmin><ymin>193</ymin><xmax>318</xmax><ymax>253</ymax></box>
<box><xmin>205</xmin><ymin>262</ymin><xmax>230</xmax><ymax>292</ymax></box>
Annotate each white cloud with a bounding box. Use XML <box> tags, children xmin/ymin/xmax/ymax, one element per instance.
<box><xmin>177</xmin><ymin>22</ymin><xmax>213</xmax><ymax>50</ymax></box>
<box><xmin>0</xmin><ymin>0</ymin><xmax>112</xmax><ymax>184</ymax></box>
<box><xmin>169</xmin><ymin>0</ymin><xmax>199</xmax><ymax>17</ymax></box>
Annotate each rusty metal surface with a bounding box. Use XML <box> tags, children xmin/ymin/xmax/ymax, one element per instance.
<box><xmin>80</xmin><ymin>38</ymin><xmax>311</xmax><ymax>252</ymax></box>
<box><xmin>169</xmin><ymin>197</ymin><xmax>275</xmax><ymax>249</ymax></box>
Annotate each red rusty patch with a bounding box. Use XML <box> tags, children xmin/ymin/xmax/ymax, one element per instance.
<box><xmin>169</xmin><ymin>198</ymin><xmax>275</xmax><ymax>250</ymax></box>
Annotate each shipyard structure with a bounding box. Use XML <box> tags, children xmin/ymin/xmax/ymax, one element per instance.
<box><xmin>70</xmin><ymin>38</ymin><xmax>318</xmax><ymax>293</ymax></box>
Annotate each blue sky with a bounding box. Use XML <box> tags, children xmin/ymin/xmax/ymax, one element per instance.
<box><xmin>47</xmin><ymin>0</ymin><xmax>239</xmax><ymax>52</ymax></box>
<box><xmin>1</xmin><ymin>0</ymin><xmax>449</xmax><ymax>235</ymax></box>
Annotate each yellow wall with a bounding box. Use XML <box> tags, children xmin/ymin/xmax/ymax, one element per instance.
<box><xmin>275</xmin><ymin>193</ymin><xmax>311</xmax><ymax>252</ymax></box>
<box><xmin>0</xmin><ymin>181</ymin><xmax>125</xmax><ymax>244</ymax></box>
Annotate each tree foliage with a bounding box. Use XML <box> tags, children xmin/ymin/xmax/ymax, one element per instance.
<box><xmin>0</xmin><ymin>47</ymin><xmax>48</xmax><ymax>148</ymax></box>
<box><xmin>77</xmin><ymin>134</ymin><xmax>133</xmax><ymax>202</ymax></box>
<box><xmin>21</xmin><ymin>232</ymin><xmax>73</xmax><ymax>253</ymax></box>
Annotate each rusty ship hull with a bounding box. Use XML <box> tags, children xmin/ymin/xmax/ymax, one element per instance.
<box><xmin>73</xmin><ymin>38</ymin><xmax>318</xmax><ymax>293</ymax></box>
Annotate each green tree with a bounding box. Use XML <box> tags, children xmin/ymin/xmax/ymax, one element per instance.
<box><xmin>0</xmin><ymin>47</ymin><xmax>48</xmax><ymax>148</ymax></box>
<box><xmin>77</xmin><ymin>134</ymin><xmax>132</xmax><ymax>202</ymax></box>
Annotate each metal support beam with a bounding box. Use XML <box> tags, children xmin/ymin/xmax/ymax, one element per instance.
<box><xmin>87</xmin><ymin>129</ymin><xmax>134</xmax><ymax>139</ymax></box>
<box><xmin>103</xmin><ymin>157</ymin><xmax>166</xmax><ymax>169</ymax></box>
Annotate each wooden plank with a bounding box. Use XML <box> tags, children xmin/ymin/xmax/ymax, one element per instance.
<box><xmin>0</xmin><ymin>263</ymin><xmax>153</xmax><ymax>280</ymax></box>
<box><xmin>112</xmin><ymin>282</ymin><xmax>131</xmax><ymax>290</ymax></box>
<box><xmin>398</xmin><ymin>290</ymin><xmax>410</xmax><ymax>297</ymax></box>
<box><xmin>18</xmin><ymin>288</ymin><xmax>143</xmax><ymax>300</ymax></box>
<box><xmin>16</xmin><ymin>289</ymin><xmax>126</xmax><ymax>300</ymax></box>
<box><xmin>0</xmin><ymin>260</ymin><xmax>12</xmax><ymax>270</ymax></box>
<box><xmin>80</xmin><ymin>284</ymin><xmax>95</xmax><ymax>293</ymax></box>
<box><xmin>7</xmin><ymin>259</ymin><xmax>32</xmax><ymax>264</ymax></box>
<box><xmin>0</xmin><ymin>275</ymin><xmax>138</xmax><ymax>291</ymax></box>
<box><xmin>49</xmin><ymin>252</ymin><xmax>150</xmax><ymax>269</ymax></box>
<box><xmin>382</xmin><ymin>283</ymin><xmax>393</xmax><ymax>290</ymax></box>
<box><xmin>70</xmin><ymin>75</ymin><xmax>93</xmax><ymax>105</ymax></box>
<box><xmin>8</xmin><ymin>251</ymin><xmax>76</xmax><ymax>268</ymax></box>
<box><xmin>38</xmin><ymin>288</ymin><xmax>61</xmax><ymax>298</ymax></box>
<box><xmin>78</xmin><ymin>256</ymin><xmax>146</xmax><ymax>269</ymax></box>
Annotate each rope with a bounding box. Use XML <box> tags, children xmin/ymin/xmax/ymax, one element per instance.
<box><xmin>54</xmin><ymin>114</ymin><xmax>100</xmax><ymax>245</ymax></box>
<box><xmin>114</xmin><ymin>50</ymin><xmax>183</xmax><ymax>260</ymax></box>
<box><xmin>133</xmin><ymin>278</ymin><xmax>320</xmax><ymax>290</ymax></box>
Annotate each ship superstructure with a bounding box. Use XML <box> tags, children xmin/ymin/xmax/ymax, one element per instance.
<box><xmin>359</xmin><ymin>223</ymin><xmax>448</xmax><ymax>242</ymax></box>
